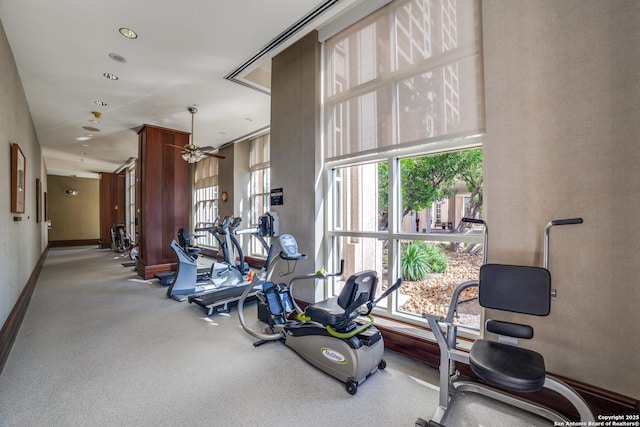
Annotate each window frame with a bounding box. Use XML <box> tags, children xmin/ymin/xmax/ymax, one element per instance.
<box><xmin>325</xmin><ymin>139</ymin><xmax>484</xmax><ymax>333</ymax></box>
<box><xmin>125</xmin><ymin>165</ymin><xmax>136</xmax><ymax>243</ymax></box>
<box><xmin>192</xmin><ymin>157</ymin><xmax>219</xmax><ymax>249</ymax></box>
<box><xmin>248</xmin><ymin>133</ymin><xmax>271</xmax><ymax>257</ymax></box>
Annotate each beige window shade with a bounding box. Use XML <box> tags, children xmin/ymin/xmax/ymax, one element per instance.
<box><xmin>323</xmin><ymin>0</ymin><xmax>484</xmax><ymax>161</ymax></box>
<box><xmin>250</xmin><ymin>133</ymin><xmax>270</xmax><ymax>171</ymax></box>
<box><xmin>194</xmin><ymin>156</ymin><xmax>218</xmax><ymax>189</ymax></box>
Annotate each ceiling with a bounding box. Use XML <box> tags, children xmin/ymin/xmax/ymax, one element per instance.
<box><xmin>0</xmin><ymin>0</ymin><xmax>369</xmax><ymax>178</ymax></box>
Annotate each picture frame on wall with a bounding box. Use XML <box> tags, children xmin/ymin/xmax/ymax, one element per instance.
<box><xmin>10</xmin><ymin>143</ymin><xmax>26</xmax><ymax>213</ymax></box>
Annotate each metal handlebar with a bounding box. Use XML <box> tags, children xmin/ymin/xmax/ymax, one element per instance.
<box><xmin>462</xmin><ymin>217</ymin><xmax>487</xmax><ymax>264</ymax></box>
<box><xmin>287</xmin><ymin>260</ymin><xmax>345</xmax><ymax>313</ymax></box>
<box><xmin>543</xmin><ymin>217</ymin><xmax>583</xmax><ymax>269</ymax></box>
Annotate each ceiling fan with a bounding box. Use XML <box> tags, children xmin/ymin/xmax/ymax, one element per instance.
<box><xmin>170</xmin><ymin>106</ymin><xmax>225</xmax><ymax>163</ymax></box>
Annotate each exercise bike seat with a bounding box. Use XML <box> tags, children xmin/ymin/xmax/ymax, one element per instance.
<box><xmin>469</xmin><ymin>263</ymin><xmax>551</xmax><ymax>393</ymax></box>
<box><xmin>470</xmin><ymin>339</ymin><xmax>546</xmax><ymax>392</ymax></box>
<box><xmin>304</xmin><ymin>270</ymin><xmax>378</xmax><ymax>328</ymax></box>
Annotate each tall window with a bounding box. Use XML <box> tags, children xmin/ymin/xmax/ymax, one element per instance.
<box><xmin>193</xmin><ymin>156</ymin><xmax>219</xmax><ymax>248</ymax></box>
<box><xmin>249</xmin><ymin>134</ymin><xmax>270</xmax><ymax>256</ymax></box>
<box><xmin>324</xmin><ymin>0</ymin><xmax>484</xmax><ymax>332</ymax></box>
<box><xmin>125</xmin><ymin>165</ymin><xmax>136</xmax><ymax>242</ymax></box>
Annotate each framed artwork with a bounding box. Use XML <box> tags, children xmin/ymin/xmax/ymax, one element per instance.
<box><xmin>10</xmin><ymin>143</ymin><xmax>26</xmax><ymax>213</ymax></box>
<box><xmin>36</xmin><ymin>178</ymin><xmax>42</xmax><ymax>222</ymax></box>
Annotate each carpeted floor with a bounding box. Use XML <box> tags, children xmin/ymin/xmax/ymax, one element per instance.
<box><xmin>0</xmin><ymin>247</ymin><xmax>440</xmax><ymax>427</ymax></box>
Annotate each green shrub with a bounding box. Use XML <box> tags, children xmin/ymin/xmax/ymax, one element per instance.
<box><xmin>401</xmin><ymin>242</ymin><xmax>449</xmax><ymax>281</ymax></box>
<box><xmin>423</xmin><ymin>244</ymin><xmax>449</xmax><ymax>274</ymax></box>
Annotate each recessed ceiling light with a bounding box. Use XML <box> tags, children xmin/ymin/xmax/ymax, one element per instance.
<box><xmin>95</xmin><ymin>101</ymin><xmax>108</xmax><ymax>106</ymax></box>
<box><xmin>82</xmin><ymin>126</ymin><xmax>101</xmax><ymax>132</ymax></box>
<box><xmin>82</xmin><ymin>144</ymin><xmax>90</xmax><ymax>147</ymax></box>
<box><xmin>109</xmin><ymin>52</ymin><xmax>127</xmax><ymax>63</ymax></box>
<box><xmin>103</xmin><ymin>72</ymin><xmax>119</xmax><ymax>80</ymax></box>
<box><xmin>119</xmin><ymin>27</ymin><xmax>138</xmax><ymax>39</ymax></box>
<box><xmin>77</xmin><ymin>136</ymin><xmax>92</xmax><ymax>141</ymax></box>
<box><xmin>89</xmin><ymin>119</ymin><xmax>99</xmax><ymax>124</ymax></box>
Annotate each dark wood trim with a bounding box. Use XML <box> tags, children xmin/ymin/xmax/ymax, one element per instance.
<box><xmin>0</xmin><ymin>247</ymin><xmax>48</xmax><ymax>375</ymax></box>
<box><xmin>245</xmin><ymin>256</ymin><xmax>266</xmax><ymax>269</ymax></box>
<box><xmin>99</xmin><ymin>172</ymin><xmax>126</xmax><ymax>250</ymax></box>
<box><xmin>376</xmin><ymin>321</ymin><xmax>640</xmax><ymax>418</ymax></box>
<box><xmin>49</xmin><ymin>239</ymin><xmax>100</xmax><ymax>247</ymax></box>
<box><xmin>136</xmin><ymin>125</ymin><xmax>191</xmax><ymax>277</ymax></box>
<box><xmin>136</xmin><ymin>261</ymin><xmax>176</xmax><ymax>280</ymax></box>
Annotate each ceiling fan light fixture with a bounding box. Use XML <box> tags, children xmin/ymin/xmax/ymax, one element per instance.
<box><xmin>182</xmin><ymin>151</ymin><xmax>203</xmax><ymax>163</ymax></box>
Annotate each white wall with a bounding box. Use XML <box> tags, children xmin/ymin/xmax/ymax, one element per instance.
<box><xmin>482</xmin><ymin>0</ymin><xmax>640</xmax><ymax>398</ymax></box>
<box><xmin>0</xmin><ymin>19</ymin><xmax>47</xmax><ymax>327</ymax></box>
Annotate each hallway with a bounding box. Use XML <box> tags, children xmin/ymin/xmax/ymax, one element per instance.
<box><xmin>0</xmin><ymin>247</ymin><xmax>438</xmax><ymax>426</ymax></box>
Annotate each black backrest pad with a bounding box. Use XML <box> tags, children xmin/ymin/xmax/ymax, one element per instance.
<box><xmin>177</xmin><ymin>228</ymin><xmax>189</xmax><ymax>248</ymax></box>
<box><xmin>479</xmin><ymin>264</ymin><xmax>551</xmax><ymax>316</ymax></box>
<box><xmin>337</xmin><ymin>270</ymin><xmax>378</xmax><ymax>310</ymax></box>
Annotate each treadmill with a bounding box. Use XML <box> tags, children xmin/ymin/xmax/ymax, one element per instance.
<box><xmin>188</xmin><ymin>213</ymin><xmax>278</xmax><ymax>315</ymax></box>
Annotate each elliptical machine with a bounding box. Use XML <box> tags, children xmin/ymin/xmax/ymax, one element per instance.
<box><xmin>110</xmin><ymin>224</ymin><xmax>132</xmax><ymax>253</ymax></box>
<box><xmin>166</xmin><ymin>216</ymin><xmax>246</xmax><ymax>301</ymax></box>
<box><xmin>238</xmin><ymin>233</ymin><xmax>403</xmax><ymax>395</ymax></box>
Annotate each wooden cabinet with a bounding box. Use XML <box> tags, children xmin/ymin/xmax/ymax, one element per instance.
<box><xmin>136</xmin><ymin>125</ymin><xmax>191</xmax><ymax>279</ymax></box>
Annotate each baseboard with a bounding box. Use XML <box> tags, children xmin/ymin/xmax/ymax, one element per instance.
<box><xmin>48</xmin><ymin>239</ymin><xmax>100</xmax><ymax>247</ymax></box>
<box><xmin>0</xmin><ymin>247</ymin><xmax>49</xmax><ymax>375</ymax></box>
<box><xmin>377</xmin><ymin>322</ymin><xmax>640</xmax><ymax>418</ymax></box>
<box><xmin>136</xmin><ymin>261</ymin><xmax>176</xmax><ymax>280</ymax></box>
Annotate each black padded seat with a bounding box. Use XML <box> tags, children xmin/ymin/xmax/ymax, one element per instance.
<box><xmin>469</xmin><ymin>339</ymin><xmax>546</xmax><ymax>392</ymax></box>
<box><xmin>304</xmin><ymin>270</ymin><xmax>378</xmax><ymax>327</ymax></box>
<box><xmin>304</xmin><ymin>297</ymin><xmax>345</xmax><ymax>326</ymax></box>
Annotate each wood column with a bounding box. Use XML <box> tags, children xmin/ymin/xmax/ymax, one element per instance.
<box><xmin>99</xmin><ymin>172</ymin><xmax>126</xmax><ymax>249</ymax></box>
<box><xmin>136</xmin><ymin>124</ymin><xmax>191</xmax><ymax>279</ymax></box>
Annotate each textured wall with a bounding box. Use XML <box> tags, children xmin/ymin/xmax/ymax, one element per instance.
<box><xmin>482</xmin><ymin>0</ymin><xmax>640</xmax><ymax>398</ymax></box>
<box><xmin>270</xmin><ymin>31</ymin><xmax>323</xmax><ymax>303</ymax></box>
<box><xmin>47</xmin><ymin>175</ymin><xmax>99</xmax><ymax>241</ymax></box>
<box><xmin>0</xmin><ymin>19</ymin><xmax>46</xmax><ymax>329</ymax></box>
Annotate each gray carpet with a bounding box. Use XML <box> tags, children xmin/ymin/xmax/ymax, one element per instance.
<box><xmin>0</xmin><ymin>247</ymin><xmax>440</xmax><ymax>427</ymax></box>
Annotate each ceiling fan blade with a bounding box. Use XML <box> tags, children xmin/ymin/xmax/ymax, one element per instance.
<box><xmin>198</xmin><ymin>145</ymin><xmax>225</xmax><ymax>159</ymax></box>
<box><xmin>204</xmin><ymin>153</ymin><xmax>226</xmax><ymax>159</ymax></box>
<box><xmin>166</xmin><ymin>143</ymin><xmax>190</xmax><ymax>151</ymax></box>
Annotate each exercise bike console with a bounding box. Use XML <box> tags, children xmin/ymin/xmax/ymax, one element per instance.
<box><xmin>278</xmin><ymin>234</ymin><xmax>306</xmax><ymax>261</ymax></box>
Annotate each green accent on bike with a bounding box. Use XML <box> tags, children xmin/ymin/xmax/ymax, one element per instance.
<box><xmin>326</xmin><ymin>315</ymin><xmax>374</xmax><ymax>339</ymax></box>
